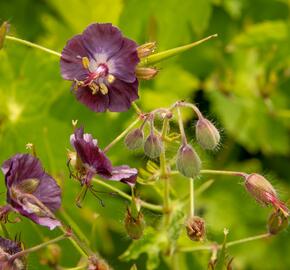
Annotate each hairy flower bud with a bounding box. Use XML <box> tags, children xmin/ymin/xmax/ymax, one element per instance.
<box><xmin>0</xmin><ymin>21</ymin><xmax>10</xmax><ymax>50</ymax></box>
<box><xmin>137</xmin><ymin>42</ymin><xmax>156</xmax><ymax>58</ymax></box>
<box><xmin>135</xmin><ymin>67</ymin><xmax>158</xmax><ymax>80</ymax></box>
<box><xmin>125</xmin><ymin>128</ymin><xmax>144</xmax><ymax>150</ymax></box>
<box><xmin>268</xmin><ymin>210</ymin><xmax>288</xmax><ymax>235</ymax></box>
<box><xmin>244</xmin><ymin>173</ymin><xmax>289</xmax><ymax>216</ymax></box>
<box><xmin>124</xmin><ymin>208</ymin><xmax>145</xmax><ymax>240</ymax></box>
<box><xmin>176</xmin><ymin>144</ymin><xmax>201</xmax><ymax>178</ymax></box>
<box><xmin>195</xmin><ymin>118</ymin><xmax>220</xmax><ymax>150</ymax></box>
<box><xmin>186</xmin><ymin>216</ymin><xmax>206</xmax><ymax>241</ymax></box>
<box><xmin>144</xmin><ymin>133</ymin><xmax>163</xmax><ymax>158</ymax></box>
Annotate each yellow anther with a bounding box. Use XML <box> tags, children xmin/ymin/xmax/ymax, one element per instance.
<box><xmin>90</xmin><ymin>82</ymin><xmax>99</xmax><ymax>95</ymax></box>
<box><xmin>107</xmin><ymin>74</ymin><xmax>115</xmax><ymax>84</ymax></box>
<box><xmin>100</xmin><ymin>83</ymin><xmax>109</xmax><ymax>95</ymax></box>
<box><xmin>82</xmin><ymin>57</ymin><xmax>90</xmax><ymax>69</ymax></box>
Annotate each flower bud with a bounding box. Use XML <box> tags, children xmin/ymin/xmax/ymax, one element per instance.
<box><xmin>135</xmin><ymin>67</ymin><xmax>158</xmax><ymax>80</ymax></box>
<box><xmin>40</xmin><ymin>244</ymin><xmax>61</xmax><ymax>267</ymax></box>
<box><xmin>195</xmin><ymin>118</ymin><xmax>220</xmax><ymax>150</ymax></box>
<box><xmin>176</xmin><ymin>144</ymin><xmax>201</xmax><ymax>178</ymax></box>
<box><xmin>124</xmin><ymin>208</ymin><xmax>145</xmax><ymax>240</ymax></box>
<box><xmin>244</xmin><ymin>173</ymin><xmax>289</xmax><ymax>216</ymax></box>
<box><xmin>144</xmin><ymin>133</ymin><xmax>163</xmax><ymax>158</ymax></box>
<box><xmin>137</xmin><ymin>42</ymin><xmax>156</xmax><ymax>58</ymax></box>
<box><xmin>268</xmin><ymin>210</ymin><xmax>288</xmax><ymax>235</ymax></box>
<box><xmin>186</xmin><ymin>216</ymin><xmax>206</xmax><ymax>241</ymax></box>
<box><xmin>0</xmin><ymin>21</ymin><xmax>10</xmax><ymax>50</ymax></box>
<box><xmin>125</xmin><ymin>128</ymin><xmax>144</xmax><ymax>150</ymax></box>
<box><xmin>88</xmin><ymin>256</ymin><xmax>110</xmax><ymax>270</ymax></box>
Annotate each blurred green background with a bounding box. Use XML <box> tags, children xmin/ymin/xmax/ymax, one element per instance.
<box><xmin>0</xmin><ymin>0</ymin><xmax>289</xmax><ymax>269</ymax></box>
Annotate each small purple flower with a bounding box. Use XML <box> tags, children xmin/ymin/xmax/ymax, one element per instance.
<box><xmin>0</xmin><ymin>237</ymin><xmax>25</xmax><ymax>270</ymax></box>
<box><xmin>60</xmin><ymin>23</ymin><xmax>140</xmax><ymax>112</ymax></box>
<box><xmin>1</xmin><ymin>154</ymin><xmax>62</xmax><ymax>230</ymax></box>
<box><xmin>69</xmin><ymin>128</ymin><xmax>138</xmax><ymax>187</ymax></box>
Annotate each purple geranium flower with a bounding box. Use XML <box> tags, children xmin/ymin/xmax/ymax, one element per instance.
<box><xmin>0</xmin><ymin>154</ymin><xmax>61</xmax><ymax>230</ymax></box>
<box><xmin>60</xmin><ymin>23</ymin><xmax>140</xmax><ymax>112</ymax></box>
<box><xmin>69</xmin><ymin>127</ymin><xmax>137</xmax><ymax>187</ymax></box>
<box><xmin>0</xmin><ymin>237</ymin><xmax>25</xmax><ymax>270</ymax></box>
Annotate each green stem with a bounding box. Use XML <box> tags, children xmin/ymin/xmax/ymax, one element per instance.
<box><xmin>0</xmin><ymin>223</ymin><xmax>10</xmax><ymax>238</ymax></box>
<box><xmin>176</xmin><ymin>107</ymin><xmax>187</xmax><ymax>145</ymax></box>
<box><xmin>132</xmin><ymin>101</ymin><xmax>142</xmax><ymax>114</ymax></box>
<box><xmin>189</xmin><ymin>179</ymin><xmax>194</xmax><ymax>217</ymax></box>
<box><xmin>103</xmin><ymin>117</ymin><xmax>141</xmax><ymax>153</ymax></box>
<box><xmin>200</xmin><ymin>169</ymin><xmax>245</xmax><ymax>177</ymax></box>
<box><xmin>179</xmin><ymin>233</ymin><xmax>271</xmax><ymax>253</ymax></box>
<box><xmin>57</xmin><ymin>265</ymin><xmax>87</xmax><ymax>270</ymax></box>
<box><xmin>5</xmin><ymin>35</ymin><xmax>61</xmax><ymax>57</ymax></box>
<box><xmin>92</xmin><ymin>178</ymin><xmax>163</xmax><ymax>212</ymax></box>
<box><xmin>9</xmin><ymin>234</ymin><xmax>67</xmax><ymax>262</ymax></box>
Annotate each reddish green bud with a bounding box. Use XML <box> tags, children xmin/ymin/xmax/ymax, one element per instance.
<box><xmin>88</xmin><ymin>256</ymin><xmax>110</xmax><ymax>270</ymax></box>
<box><xmin>124</xmin><ymin>208</ymin><xmax>145</xmax><ymax>240</ymax></box>
<box><xmin>125</xmin><ymin>128</ymin><xmax>144</xmax><ymax>150</ymax></box>
<box><xmin>244</xmin><ymin>173</ymin><xmax>289</xmax><ymax>216</ymax></box>
<box><xmin>0</xmin><ymin>21</ymin><xmax>10</xmax><ymax>49</ymax></box>
<box><xmin>137</xmin><ymin>42</ymin><xmax>156</xmax><ymax>58</ymax></box>
<box><xmin>268</xmin><ymin>210</ymin><xmax>288</xmax><ymax>235</ymax></box>
<box><xmin>135</xmin><ymin>67</ymin><xmax>158</xmax><ymax>80</ymax></box>
<box><xmin>40</xmin><ymin>244</ymin><xmax>61</xmax><ymax>267</ymax></box>
<box><xmin>195</xmin><ymin>118</ymin><xmax>220</xmax><ymax>150</ymax></box>
<box><xmin>176</xmin><ymin>144</ymin><xmax>201</xmax><ymax>178</ymax></box>
<box><xmin>144</xmin><ymin>133</ymin><xmax>163</xmax><ymax>158</ymax></box>
<box><xmin>186</xmin><ymin>216</ymin><xmax>206</xmax><ymax>241</ymax></box>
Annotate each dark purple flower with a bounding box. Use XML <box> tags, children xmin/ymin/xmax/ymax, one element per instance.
<box><xmin>60</xmin><ymin>23</ymin><xmax>140</xmax><ymax>112</ymax></box>
<box><xmin>1</xmin><ymin>154</ymin><xmax>62</xmax><ymax>230</ymax></box>
<box><xmin>0</xmin><ymin>237</ymin><xmax>26</xmax><ymax>270</ymax></box>
<box><xmin>69</xmin><ymin>128</ymin><xmax>137</xmax><ymax>187</ymax></box>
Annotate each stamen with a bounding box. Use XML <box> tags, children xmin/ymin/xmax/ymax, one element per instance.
<box><xmin>90</xmin><ymin>82</ymin><xmax>99</xmax><ymax>95</ymax></box>
<box><xmin>107</xmin><ymin>74</ymin><xmax>115</xmax><ymax>84</ymax></box>
<box><xmin>100</xmin><ymin>83</ymin><xmax>109</xmax><ymax>95</ymax></box>
<box><xmin>82</xmin><ymin>57</ymin><xmax>90</xmax><ymax>69</ymax></box>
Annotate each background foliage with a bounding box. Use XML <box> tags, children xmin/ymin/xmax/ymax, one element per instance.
<box><xmin>0</xmin><ymin>0</ymin><xmax>289</xmax><ymax>269</ymax></box>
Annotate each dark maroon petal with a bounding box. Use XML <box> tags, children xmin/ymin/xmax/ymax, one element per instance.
<box><xmin>82</xmin><ymin>23</ymin><xmax>123</xmax><ymax>59</ymax></box>
<box><xmin>60</xmin><ymin>34</ymin><xmax>89</xmax><ymax>81</ymax></box>
<box><xmin>108</xmin><ymin>37</ymin><xmax>139</xmax><ymax>83</ymax></box>
<box><xmin>75</xmin><ymin>86</ymin><xmax>110</xmax><ymax>112</ymax></box>
<box><xmin>100</xmin><ymin>165</ymin><xmax>137</xmax><ymax>186</ymax></box>
<box><xmin>1</xmin><ymin>154</ymin><xmax>43</xmax><ymax>187</ymax></box>
<box><xmin>108</xmin><ymin>79</ymin><xmax>139</xmax><ymax>112</ymax></box>
<box><xmin>0</xmin><ymin>237</ymin><xmax>22</xmax><ymax>255</ymax></box>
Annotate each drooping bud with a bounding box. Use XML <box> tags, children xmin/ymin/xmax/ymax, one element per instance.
<box><xmin>135</xmin><ymin>67</ymin><xmax>158</xmax><ymax>80</ymax></box>
<box><xmin>137</xmin><ymin>42</ymin><xmax>156</xmax><ymax>58</ymax></box>
<box><xmin>195</xmin><ymin>117</ymin><xmax>220</xmax><ymax>150</ymax></box>
<box><xmin>40</xmin><ymin>244</ymin><xmax>61</xmax><ymax>267</ymax></box>
<box><xmin>186</xmin><ymin>216</ymin><xmax>206</xmax><ymax>241</ymax></box>
<box><xmin>267</xmin><ymin>210</ymin><xmax>288</xmax><ymax>235</ymax></box>
<box><xmin>176</xmin><ymin>144</ymin><xmax>201</xmax><ymax>178</ymax></box>
<box><xmin>144</xmin><ymin>133</ymin><xmax>163</xmax><ymax>158</ymax></box>
<box><xmin>124</xmin><ymin>207</ymin><xmax>145</xmax><ymax>240</ymax></box>
<box><xmin>125</xmin><ymin>128</ymin><xmax>144</xmax><ymax>150</ymax></box>
<box><xmin>244</xmin><ymin>173</ymin><xmax>289</xmax><ymax>216</ymax></box>
<box><xmin>0</xmin><ymin>21</ymin><xmax>10</xmax><ymax>50</ymax></box>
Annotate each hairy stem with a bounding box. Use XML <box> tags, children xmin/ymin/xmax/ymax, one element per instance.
<box><xmin>92</xmin><ymin>178</ymin><xmax>163</xmax><ymax>212</ymax></box>
<box><xmin>176</xmin><ymin>107</ymin><xmax>187</xmax><ymax>145</ymax></box>
<box><xmin>6</xmin><ymin>35</ymin><xmax>61</xmax><ymax>57</ymax></box>
<box><xmin>189</xmin><ymin>179</ymin><xmax>195</xmax><ymax>217</ymax></box>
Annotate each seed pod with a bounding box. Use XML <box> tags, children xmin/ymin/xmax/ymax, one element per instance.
<box><xmin>135</xmin><ymin>67</ymin><xmax>158</xmax><ymax>80</ymax></box>
<box><xmin>176</xmin><ymin>144</ymin><xmax>201</xmax><ymax>178</ymax></box>
<box><xmin>186</xmin><ymin>216</ymin><xmax>206</xmax><ymax>241</ymax></box>
<box><xmin>195</xmin><ymin>118</ymin><xmax>220</xmax><ymax>150</ymax></box>
<box><xmin>144</xmin><ymin>133</ymin><xmax>163</xmax><ymax>158</ymax></box>
<box><xmin>125</xmin><ymin>128</ymin><xmax>144</xmax><ymax>150</ymax></box>
<box><xmin>244</xmin><ymin>173</ymin><xmax>289</xmax><ymax>216</ymax></box>
<box><xmin>124</xmin><ymin>208</ymin><xmax>145</xmax><ymax>240</ymax></box>
<box><xmin>268</xmin><ymin>210</ymin><xmax>288</xmax><ymax>235</ymax></box>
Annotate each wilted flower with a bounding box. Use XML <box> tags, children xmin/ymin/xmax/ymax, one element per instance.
<box><xmin>244</xmin><ymin>173</ymin><xmax>289</xmax><ymax>216</ymax></box>
<box><xmin>88</xmin><ymin>256</ymin><xmax>110</xmax><ymax>270</ymax></box>
<box><xmin>0</xmin><ymin>236</ymin><xmax>26</xmax><ymax>270</ymax></box>
<box><xmin>268</xmin><ymin>210</ymin><xmax>288</xmax><ymax>235</ymax></box>
<box><xmin>1</xmin><ymin>154</ymin><xmax>61</xmax><ymax>230</ymax></box>
<box><xmin>137</xmin><ymin>42</ymin><xmax>156</xmax><ymax>58</ymax></box>
<box><xmin>195</xmin><ymin>117</ymin><xmax>220</xmax><ymax>150</ymax></box>
<box><xmin>176</xmin><ymin>144</ymin><xmax>201</xmax><ymax>178</ymax></box>
<box><xmin>186</xmin><ymin>216</ymin><xmax>206</xmax><ymax>241</ymax></box>
<box><xmin>125</xmin><ymin>128</ymin><xmax>144</xmax><ymax>150</ymax></box>
<box><xmin>144</xmin><ymin>133</ymin><xmax>163</xmax><ymax>158</ymax></box>
<box><xmin>60</xmin><ymin>23</ymin><xmax>140</xmax><ymax>112</ymax></box>
<box><xmin>69</xmin><ymin>127</ymin><xmax>137</xmax><ymax>188</ymax></box>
